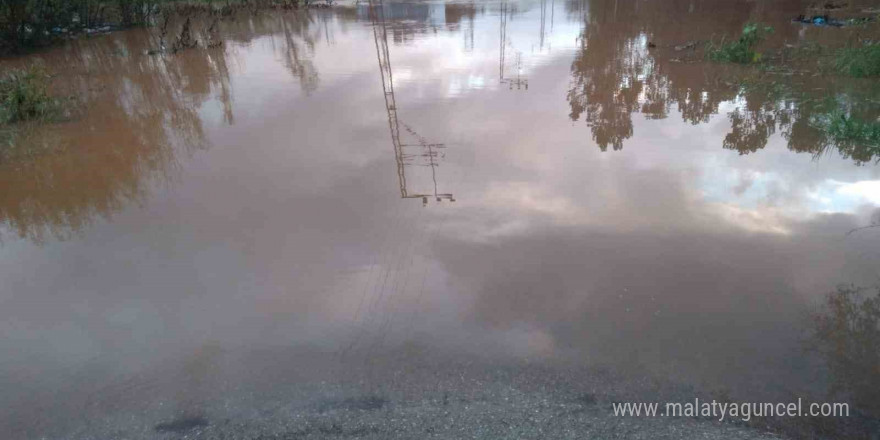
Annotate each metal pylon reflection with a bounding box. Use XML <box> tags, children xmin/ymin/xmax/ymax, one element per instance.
<box><xmin>369</xmin><ymin>0</ymin><xmax>455</xmax><ymax>205</ymax></box>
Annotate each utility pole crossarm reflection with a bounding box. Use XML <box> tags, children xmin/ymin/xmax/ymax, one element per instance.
<box><xmin>499</xmin><ymin>2</ymin><xmax>528</xmax><ymax>91</ymax></box>
<box><xmin>369</xmin><ymin>0</ymin><xmax>455</xmax><ymax>206</ymax></box>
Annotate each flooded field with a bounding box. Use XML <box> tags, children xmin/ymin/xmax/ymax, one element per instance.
<box><xmin>1</xmin><ymin>0</ymin><xmax>880</xmax><ymax>438</ymax></box>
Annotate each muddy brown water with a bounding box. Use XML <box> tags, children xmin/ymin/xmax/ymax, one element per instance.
<box><xmin>1</xmin><ymin>0</ymin><xmax>880</xmax><ymax>438</ymax></box>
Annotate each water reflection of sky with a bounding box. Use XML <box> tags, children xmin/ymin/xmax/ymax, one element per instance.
<box><xmin>277</xmin><ymin>0</ymin><xmax>880</xmax><ymax>226</ymax></box>
<box><xmin>1</xmin><ymin>1</ymin><xmax>880</xmax><ymax>437</ymax></box>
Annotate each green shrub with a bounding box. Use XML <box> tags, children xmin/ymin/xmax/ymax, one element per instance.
<box><xmin>825</xmin><ymin>111</ymin><xmax>880</xmax><ymax>146</ymax></box>
<box><xmin>707</xmin><ymin>23</ymin><xmax>773</xmax><ymax>64</ymax></box>
<box><xmin>0</xmin><ymin>0</ymin><xmax>173</xmax><ymax>52</ymax></box>
<box><xmin>0</xmin><ymin>0</ymin><xmax>86</xmax><ymax>51</ymax></box>
<box><xmin>809</xmin><ymin>103</ymin><xmax>880</xmax><ymax>162</ymax></box>
<box><xmin>834</xmin><ymin>44</ymin><xmax>880</xmax><ymax>78</ymax></box>
<box><xmin>0</xmin><ymin>65</ymin><xmax>58</xmax><ymax>123</ymax></box>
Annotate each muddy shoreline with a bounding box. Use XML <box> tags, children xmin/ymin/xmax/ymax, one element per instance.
<box><xmin>13</xmin><ymin>351</ymin><xmax>793</xmax><ymax>440</ymax></box>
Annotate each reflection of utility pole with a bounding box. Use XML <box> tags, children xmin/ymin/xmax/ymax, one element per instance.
<box><xmin>499</xmin><ymin>3</ymin><xmax>528</xmax><ymax>90</ymax></box>
<box><xmin>369</xmin><ymin>0</ymin><xmax>455</xmax><ymax>206</ymax></box>
<box><xmin>539</xmin><ymin>0</ymin><xmax>553</xmax><ymax>51</ymax></box>
<box><xmin>465</xmin><ymin>3</ymin><xmax>475</xmax><ymax>52</ymax></box>
<box><xmin>324</xmin><ymin>14</ymin><xmax>333</xmax><ymax>46</ymax></box>
<box><xmin>540</xmin><ymin>0</ymin><xmax>546</xmax><ymax>50</ymax></box>
<box><xmin>499</xmin><ymin>2</ymin><xmax>506</xmax><ymax>82</ymax></box>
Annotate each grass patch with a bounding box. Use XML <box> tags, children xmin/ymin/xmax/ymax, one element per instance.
<box><xmin>0</xmin><ymin>65</ymin><xmax>62</xmax><ymax>124</ymax></box>
<box><xmin>809</xmin><ymin>104</ymin><xmax>880</xmax><ymax>162</ymax></box>
<box><xmin>706</xmin><ymin>23</ymin><xmax>773</xmax><ymax>64</ymax></box>
<box><xmin>824</xmin><ymin>110</ymin><xmax>880</xmax><ymax>146</ymax></box>
<box><xmin>834</xmin><ymin>44</ymin><xmax>880</xmax><ymax>78</ymax></box>
<box><xmin>0</xmin><ymin>65</ymin><xmax>71</xmax><ymax>165</ymax></box>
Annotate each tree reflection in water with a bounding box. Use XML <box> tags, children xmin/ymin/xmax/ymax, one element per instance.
<box><xmin>0</xmin><ymin>11</ymin><xmax>325</xmax><ymax>243</ymax></box>
<box><xmin>810</xmin><ymin>285</ymin><xmax>880</xmax><ymax>419</ymax></box>
<box><xmin>566</xmin><ymin>0</ymin><xmax>880</xmax><ymax>163</ymax></box>
<box><xmin>0</xmin><ymin>30</ymin><xmax>224</xmax><ymax>242</ymax></box>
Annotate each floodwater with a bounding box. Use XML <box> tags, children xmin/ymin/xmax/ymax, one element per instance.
<box><xmin>1</xmin><ymin>0</ymin><xmax>880</xmax><ymax>438</ymax></box>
